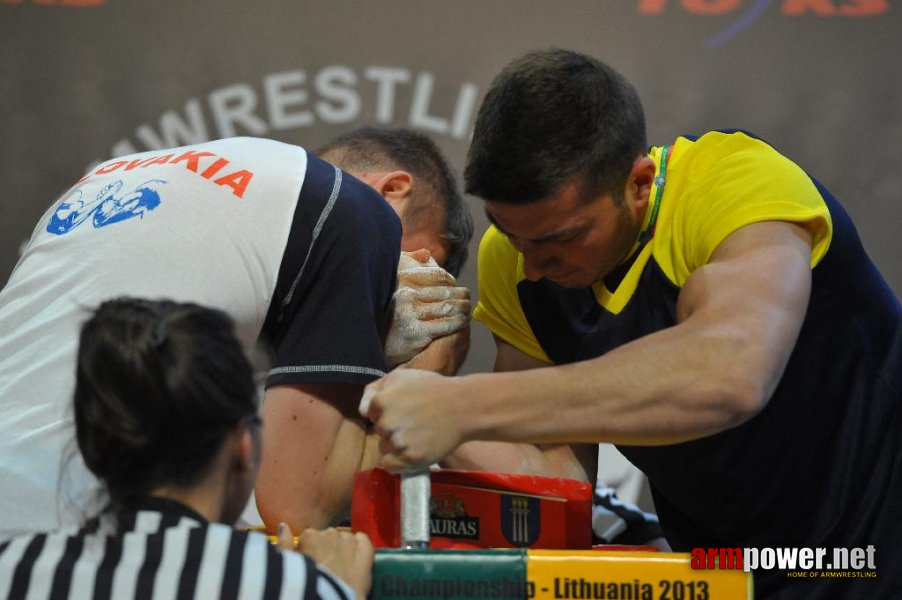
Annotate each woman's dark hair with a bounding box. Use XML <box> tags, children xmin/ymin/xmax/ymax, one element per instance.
<box><xmin>73</xmin><ymin>297</ymin><xmax>257</xmax><ymax>503</ymax></box>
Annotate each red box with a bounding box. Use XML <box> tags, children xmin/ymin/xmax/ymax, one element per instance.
<box><xmin>351</xmin><ymin>468</ymin><xmax>592</xmax><ymax>550</ymax></box>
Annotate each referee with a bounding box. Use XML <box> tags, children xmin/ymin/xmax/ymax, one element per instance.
<box><xmin>0</xmin><ymin>298</ymin><xmax>372</xmax><ymax>599</ymax></box>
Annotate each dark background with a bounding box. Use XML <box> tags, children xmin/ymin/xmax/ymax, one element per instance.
<box><xmin>3</xmin><ymin>0</ymin><xmax>899</xmax><ymax>375</ymax></box>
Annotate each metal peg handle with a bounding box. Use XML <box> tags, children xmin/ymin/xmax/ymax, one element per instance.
<box><xmin>400</xmin><ymin>470</ymin><xmax>430</xmax><ymax>549</ymax></box>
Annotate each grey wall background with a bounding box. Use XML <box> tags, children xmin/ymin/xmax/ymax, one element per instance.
<box><xmin>2</xmin><ymin>0</ymin><xmax>900</xmax><ymax>376</ymax></box>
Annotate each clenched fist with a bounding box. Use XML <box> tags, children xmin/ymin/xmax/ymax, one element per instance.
<box><xmin>384</xmin><ymin>249</ymin><xmax>470</xmax><ymax>368</ymax></box>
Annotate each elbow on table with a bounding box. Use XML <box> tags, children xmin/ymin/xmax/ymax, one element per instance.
<box><xmin>255</xmin><ymin>480</ymin><xmax>336</xmax><ymax>534</ymax></box>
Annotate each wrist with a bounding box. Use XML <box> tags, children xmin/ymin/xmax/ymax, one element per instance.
<box><xmin>445</xmin><ymin>374</ymin><xmax>481</xmax><ymax>444</ymax></box>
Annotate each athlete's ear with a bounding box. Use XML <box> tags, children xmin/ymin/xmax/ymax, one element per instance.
<box><xmin>370</xmin><ymin>171</ymin><xmax>413</xmax><ymax>202</ymax></box>
<box><xmin>628</xmin><ymin>155</ymin><xmax>656</xmax><ymax>211</ymax></box>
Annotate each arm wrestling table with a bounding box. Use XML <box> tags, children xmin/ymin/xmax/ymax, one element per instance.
<box><xmin>355</xmin><ymin>468</ymin><xmax>753</xmax><ymax>599</ymax></box>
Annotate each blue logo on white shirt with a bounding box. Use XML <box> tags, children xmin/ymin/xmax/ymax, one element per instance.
<box><xmin>47</xmin><ymin>179</ymin><xmax>167</xmax><ymax>235</ymax></box>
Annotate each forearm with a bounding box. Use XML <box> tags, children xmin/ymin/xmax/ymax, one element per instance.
<box><xmin>454</xmin><ymin>321</ymin><xmax>776</xmax><ymax>447</ymax></box>
<box><xmin>399</xmin><ymin>327</ymin><xmax>470</xmax><ymax>375</ymax></box>
<box><xmin>443</xmin><ymin>440</ymin><xmax>596</xmax><ymax>482</ymax></box>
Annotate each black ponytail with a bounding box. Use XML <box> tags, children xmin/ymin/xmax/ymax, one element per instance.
<box><xmin>73</xmin><ymin>297</ymin><xmax>257</xmax><ymax>503</ymax></box>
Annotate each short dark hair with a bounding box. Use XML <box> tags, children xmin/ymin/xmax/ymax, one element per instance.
<box><xmin>74</xmin><ymin>297</ymin><xmax>257</xmax><ymax>503</ymax></box>
<box><xmin>318</xmin><ymin>127</ymin><xmax>473</xmax><ymax>277</ymax></box>
<box><xmin>465</xmin><ymin>49</ymin><xmax>647</xmax><ymax>205</ymax></box>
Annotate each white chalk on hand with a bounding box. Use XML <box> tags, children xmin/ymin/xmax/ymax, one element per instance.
<box><xmin>389</xmin><ymin>416</ymin><xmax>414</xmax><ymax>452</ymax></box>
<box><xmin>390</xmin><ymin>428</ymin><xmax>406</xmax><ymax>451</ymax></box>
<box><xmin>359</xmin><ymin>384</ymin><xmax>377</xmax><ymax>417</ymax></box>
<box><xmin>398</xmin><ymin>253</ymin><xmax>439</xmax><ymax>272</ymax></box>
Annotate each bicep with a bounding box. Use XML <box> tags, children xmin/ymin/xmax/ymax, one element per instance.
<box><xmin>677</xmin><ymin>220</ymin><xmax>813</xmax><ymax>402</ymax></box>
<box><xmin>256</xmin><ymin>383</ymin><xmax>367</xmax><ymax>531</ymax></box>
<box><xmin>262</xmin><ymin>384</ymin><xmax>364</xmax><ymax>454</ymax></box>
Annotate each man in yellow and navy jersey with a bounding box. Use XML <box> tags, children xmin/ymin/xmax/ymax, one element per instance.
<box><xmin>360</xmin><ymin>50</ymin><xmax>901</xmax><ymax>599</ymax></box>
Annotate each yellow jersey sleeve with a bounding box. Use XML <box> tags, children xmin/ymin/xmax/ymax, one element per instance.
<box><xmin>472</xmin><ymin>226</ymin><xmax>552</xmax><ymax>364</ymax></box>
<box><xmin>662</xmin><ymin>132</ymin><xmax>833</xmax><ymax>285</ymax></box>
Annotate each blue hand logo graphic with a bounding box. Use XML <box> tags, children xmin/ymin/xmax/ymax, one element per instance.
<box><xmin>47</xmin><ymin>179</ymin><xmax>167</xmax><ymax>235</ymax></box>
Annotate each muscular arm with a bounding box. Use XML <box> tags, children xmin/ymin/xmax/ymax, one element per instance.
<box><xmin>256</xmin><ymin>251</ymin><xmax>470</xmax><ymax>532</ymax></box>
<box><xmin>255</xmin><ymin>306</ymin><xmax>468</xmax><ymax>533</ymax></box>
<box><xmin>254</xmin><ymin>339</ymin><xmax>471</xmax><ymax>533</ymax></box>
<box><xmin>256</xmin><ymin>384</ymin><xmax>373</xmax><ymax>533</ymax></box>
<box><xmin>396</xmin><ymin>326</ymin><xmax>470</xmax><ymax>376</ymax></box>
<box><xmin>364</xmin><ymin>221</ymin><xmax>815</xmax><ymax>470</ymax></box>
<box><xmin>456</xmin><ymin>221</ymin><xmax>814</xmax><ymax>446</ymax></box>
<box><xmin>441</xmin><ymin>338</ymin><xmax>597</xmax><ymax>482</ymax></box>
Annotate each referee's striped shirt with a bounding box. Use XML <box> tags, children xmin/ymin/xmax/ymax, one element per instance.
<box><xmin>0</xmin><ymin>497</ymin><xmax>354</xmax><ymax>600</ymax></box>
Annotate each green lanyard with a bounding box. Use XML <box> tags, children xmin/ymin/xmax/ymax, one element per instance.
<box><xmin>636</xmin><ymin>144</ymin><xmax>671</xmax><ymax>247</ymax></box>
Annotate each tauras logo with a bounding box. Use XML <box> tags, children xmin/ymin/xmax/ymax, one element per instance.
<box><xmin>429</xmin><ymin>494</ymin><xmax>479</xmax><ymax>540</ymax></box>
<box><xmin>430</xmin><ymin>518</ymin><xmax>479</xmax><ymax>539</ymax></box>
